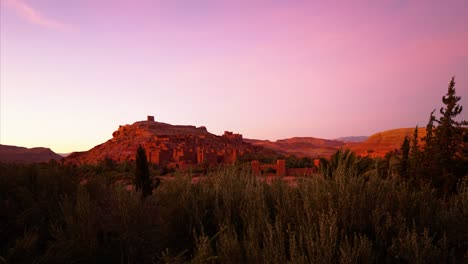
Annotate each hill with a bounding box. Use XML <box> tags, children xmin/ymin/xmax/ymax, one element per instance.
<box><xmin>0</xmin><ymin>145</ymin><xmax>63</xmax><ymax>163</ymax></box>
<box><xmin>244</xmin><ymin>137</ymin><xmax>345</xmax><ymax>158</ymax></box>
<box><xmin>246</xmin><ymin>128</ymin><xmax>425</xmax><ymax>158</ymax></box>
<box><xmin>65</xmin><ymin>116</ymin><xmax>276</xmax><ymax>167</ymax></box>
<box><xmin>346</xmin><ymin>127</ymin><xmax>426</xmax><ymax>157</ymax></box>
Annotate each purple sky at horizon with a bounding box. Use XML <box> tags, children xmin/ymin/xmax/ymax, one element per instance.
<box><xmin>1</xmin><ymin>0</ymin><xmax>467</xmax><ymax>153</ymax></box>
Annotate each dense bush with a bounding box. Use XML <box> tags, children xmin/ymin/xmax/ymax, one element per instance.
<box><xmin>1</xmin><ymin>161</ymin><xmax>467</xmax><ymax>263</ymax></box>
<box><xmin>286</xmin><ymin>156</ymin><xmax>314</xmax><ymax>168</ymax></box>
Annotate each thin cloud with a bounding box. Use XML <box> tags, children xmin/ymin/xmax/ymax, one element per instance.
<box><xmin>3</xmin><ymin>0</ymin><xmax>69</xmax><ymax>30</ymax></box>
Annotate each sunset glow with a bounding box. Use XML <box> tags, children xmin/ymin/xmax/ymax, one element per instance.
<box><xmin>1</xmin><ymin>0</ymin><xmax>467</xmax><ymax>153</ymax></box>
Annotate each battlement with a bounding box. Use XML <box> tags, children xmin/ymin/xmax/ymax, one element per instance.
<box><xmin>223</xmin><ymin>131</ymin><xmax>243</xmax><ymax>141</ymax></box>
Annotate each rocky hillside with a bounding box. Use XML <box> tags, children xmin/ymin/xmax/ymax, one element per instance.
<box><xmin>346</xmin><ymin>128</ymin><xmax>426</xmax><ymax>157</ymax></box>
<box><xmin>66</xmin><ymin>117</ymin><xmax>276</xmax><ymax>167</ymax></box>
<box><xmin>0</xmin><ymin>145</ymin><xmax>63</xmax><ymax>163</ymax></box>
<box><xmin>247</xmin><ymin>128</ymin><xmax>425</xmax><ymax>158</ymax></box>
<box><xmin>245</xmin><ymin>137</ymin><xmax>345</xmax><ymax>158</ymax></box>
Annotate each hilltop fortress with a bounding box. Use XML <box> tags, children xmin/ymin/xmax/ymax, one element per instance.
<box><xmin>66</xmin><ymin>116</ymin><xmax>272</xmax><ymax>168</ymax></box>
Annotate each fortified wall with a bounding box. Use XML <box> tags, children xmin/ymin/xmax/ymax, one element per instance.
<box><xmin>138</xmin><ymin>116</ymin><xmax>247</xmax><ymax>169</ymax></box>
<box><xmin>65</xmin><ymin>115</ymin><xmax>278</xmax><ymax>167</ymax></box>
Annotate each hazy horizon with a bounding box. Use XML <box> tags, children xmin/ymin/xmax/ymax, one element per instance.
<box><xmin>1</xmin><ymin>0</ymin><xmax>467</xmax><ymax>153</ymax></box>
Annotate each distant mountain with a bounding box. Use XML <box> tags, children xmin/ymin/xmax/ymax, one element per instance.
<box><xmin>334</xmin><ymin>136</ymin><xmax>368</xmax><ymax>142</ymax></box>
<box><xmin>1</xmin><ymin>125</ymin><xmax>427</xmax><ymax>165</ymax></box>
<box><xmin>246</xmin><ymin>128</ymin><xmax>426</xmax><ymax>158</ymax></box>
<box><xmin>66</xmin><ymin>117</ymin><xmax>277</xmax><ymax>166</ymax></box>
<box><xmin>0</xmin><ymin>144</ymin><xmax>63</xmax><ymax>163</ymax></box>
<box><xmin>244</xmin><ymin>137</ymin><xmax>345</xmax><ymax>158</ymax></box>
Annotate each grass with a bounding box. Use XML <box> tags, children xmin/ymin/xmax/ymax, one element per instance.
<box><xmin>0</xmin><ymin>161</ymin><xmax>467</xmax><ymax>263</ymax></box>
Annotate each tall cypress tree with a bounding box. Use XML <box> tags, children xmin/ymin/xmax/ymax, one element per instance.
<box><xmin>135</xmin><ymin>145</ymin><xmax>152</xmax><ymax>199</ymax></box>
<box><xmin>419</xmin><ymin>111</ymin><xmax>438</xmax><ymax>184</ymax></box>
<box><xmin>422</xmin><ymin>77</ymin><xmax>467</xmax><ymax>192</ymax></box>
<box><xmin>436</xmin><ymin>77</ymin><xmax>466</xmax><ymax>161</ymax></box>
<box><xmin>424</xmin><ymin>110</ymin><xmax>436</xmax><ymax>150</ymax></box>
<box><xmin>399</xmin><ymin>136</ymin><xmax>410</xmax><ymax>179</ymax></box>
<box><xmin>410</xmin><ymin>126</ymin><xmax>420</xmax><ymax>157</ymax></box>
<box><xmin>409</xmin><ymin>126</ymin><xmax>421</xmax><ymax>182</ymax></box>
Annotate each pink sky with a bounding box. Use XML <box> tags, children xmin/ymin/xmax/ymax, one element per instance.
<box><xmin>1</xmin><ymin>0</ymin><xmax>467</xmax><ymax>153</ymax></box>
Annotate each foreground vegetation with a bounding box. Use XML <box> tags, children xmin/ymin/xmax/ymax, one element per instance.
<box><xmin>1</xmin><ymin>161</ymin><xmax>467</xmax><ymax>264</ymax></box>
<box><xmin>1</xmin><ymin>77</ymin><xmax>466</xmax><ymax>263</ymax></box>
